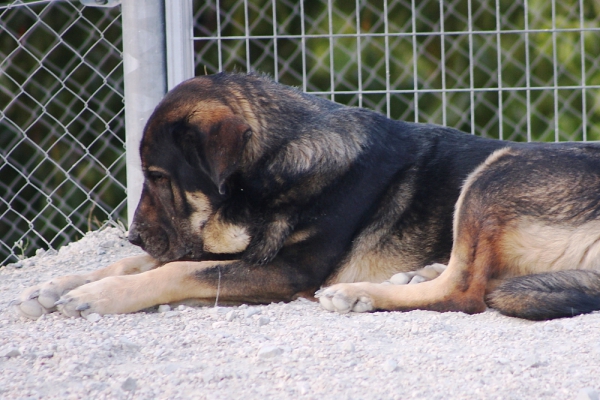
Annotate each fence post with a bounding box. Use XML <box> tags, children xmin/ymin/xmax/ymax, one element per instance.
<box><xmin>165</xmin><ymin>0</ymin><xmax>195</xmax><ymax>90</ymax></box>
<box><xmin>122</xmin><ymin>0</ymin><xmax>167</xmax><ymax>227</ymax></box>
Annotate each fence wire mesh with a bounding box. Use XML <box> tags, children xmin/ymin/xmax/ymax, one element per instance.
<box><xmin>1</xmin><ymin>0</ymin><xmax>125</xmax><ymax>265</ymax></box>
<box><xmin>192</xmin><ymin>0</ymin><xmax>600</xmax><ymax>143</ymax></box>
<box><xmin>1</xmin><ymin>0</ymin><xmax>599</xmax><ymax>265</ymax></box>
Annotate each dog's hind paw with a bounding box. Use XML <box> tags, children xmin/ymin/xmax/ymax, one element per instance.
<box><xmin>315</xmin><ymin>285</ymin><xmax>374</xmax><ymax>314</ymax></box>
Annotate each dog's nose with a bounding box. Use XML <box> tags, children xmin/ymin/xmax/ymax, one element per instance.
<box><xmin>128</xmin><ymin>224</ymin><xmax>143</xmax><ymax>247</ymax></box>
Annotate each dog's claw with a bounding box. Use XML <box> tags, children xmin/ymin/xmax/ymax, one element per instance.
<box><xmin>28</xmin><ymin>290</ymin><xmax>40</xmax><ymax>300</ymax></box>
<box><xmin>54</xmin><ymin>298</ymin><xmax>70</xmax><ymax>306</ymax></box>
<box><xmin>8</xmin><ymin>299</ymin><xmax>21</xmax><ymax>307</ymax></box>
<box><xmin>75</xmin><ymin>303</ymin><xmax>91</xmax><ymax>311</ymax></box>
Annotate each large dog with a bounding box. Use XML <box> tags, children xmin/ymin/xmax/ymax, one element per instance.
<box><xmin>13</xmin><ymin>73</ymin><xmax>600</xmax><ymax>321</ymax></box>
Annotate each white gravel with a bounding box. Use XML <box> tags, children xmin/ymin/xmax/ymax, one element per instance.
<box><xmin>1</xmin><ymin>227</ymin><xmax>600</xmax><ymax>399</ymax></box>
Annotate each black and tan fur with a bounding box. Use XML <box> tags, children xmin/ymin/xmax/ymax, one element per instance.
<box><xmin>13</xmin><ymin>72</ymin><xmax>600</xmax><ymax>321</ymax></box>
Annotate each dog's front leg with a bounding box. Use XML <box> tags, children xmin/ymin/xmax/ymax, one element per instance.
<box><xmin>55</xmin><ymin>259</ymin><xmax>317</xmax><ymax>318</ymax></box>
<box><xmin>13</xmin><ymin>254</ymin><xmax>161</xmax><ymax>319</ymax></box>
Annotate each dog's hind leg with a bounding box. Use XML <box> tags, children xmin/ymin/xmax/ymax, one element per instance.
<box><xmin>316</xmin><ymin>212</ymin><xmax>497</xmax><ymax>314</ymax></box>
<box><xmin>316</xmin><ymin>247</ymin><xmax>490</xmax><ymax>315</ymax></box>
<box><xmin>317</xmin><ymin>151</ymin><xmax>510</xmax><ymax>315</ymax></box>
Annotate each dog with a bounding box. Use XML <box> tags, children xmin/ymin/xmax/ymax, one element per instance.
<box><xmin>12</xmin><ymin>72</ymin><xmax>600</xmax><ymax>321</ymax></box>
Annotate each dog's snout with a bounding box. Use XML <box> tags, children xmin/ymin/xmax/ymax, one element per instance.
<box><xmin>128</xmin><ymin>224</ymin><xmax>143</xmax><ymax>247</ymax></box>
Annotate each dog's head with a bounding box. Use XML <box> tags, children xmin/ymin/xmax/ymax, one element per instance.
<box><xmin>128</xmin><ymin>75</ymin><xmax>257</xmax><ymax>262</ymax></box>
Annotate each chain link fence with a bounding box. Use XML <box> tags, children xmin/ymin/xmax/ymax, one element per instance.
<box><xmin>2</xmin><ymin>0</ymin><xmax>599</xmax><ymax>265</ymax></box>
<box><xmin>1</xmin><ymin>0</ymin><xmax>125</xmax><ymax>265</ymax></box>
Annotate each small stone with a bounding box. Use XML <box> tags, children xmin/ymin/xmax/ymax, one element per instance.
<box><xmin>577</xmin><ymin>388</ymin><xmax>600</xmax><ymax>400</ymax></box>
<box><xmin>257</xmin><ymin>345</ymin><xmax>284</xmax><ymax>359</ymax></box>
<box><xmin>212</xmin><ymin>321</ymin><xmax>228</xmax><ymax>329</ymax></box>
<box><xmin>163</xmin><ymin>311</ymin><xmax>179</xmax><ymax>318</ymax></box>
<box><xmin>96</xmin><ymin>249</ymin><xmax>106</xmax><ymax>256</ymax></box>
<box><xmin>525</xmin><ymin>354</ymin><xmax>546</xmax><ymax>368</ymax></box>
<box><xmin>35</xmin><ymin>249</ymin><xmax>45</xmax><ymax>256</ymax></box>
<box><xmin>209</xmin><ymin>307</ymin><xmax>228</xmax><ymax>315</ymax></box>
<box><xmin>2</xmin><ymin>348</ymin><xmax>21</xmax><ymax>358</ymax></box>
<box><xmin>382</xmin><ymin>359</ymin><xmax>398</xmax><ymax>372</ymax></box>
<box><xmin>121</xmin><ymin>377</ymin><xmax>137</xmax><ymax>392</ymax></box>
<box><xmin>225</xmin><ymin>310</ymin><xmax>237</xmax><ymax>322</ymax></box>
<box><xmin>341</xmin><ymin>341</ymin><xmax>355</xmax><ymax>353</ymax></box>
<box><xmin>12</xmin><ymin>262</ymin><xmax>23</xmax><ymax>269</ymax></box>
<box><xmin>245</xmin><ymin>307</ymin><xmax>261</xmax><ymax>318</ymax></box>
<box><xmin>177</xmin><ymin>304</ymin><xmax>186</xmax><ymax>311</ymax></box>
<box><xmin>258</xmin><ymin>316</ymin><xmax>270</xmax><ymax>326</ymax></box>
<box><xmin>158</xmin><ymin>304</ymin><xmax>171</xmax><ymax>313</ymax></box>
<box><xmin>85</xmin><ymin>313</ymin><xmax>102</xmax><ymax>323</ymax></box>
<box><xmin>389</xmin><ymin>273</ymin><xmax>410</xmax><ymax>285</ymax></box>
<box><xmin>36</xmin><ymin>351</ymin><xmax>54</xmax><ymax>359</ymax></box>
<box><xmin>297</xmin><ymin>382</ymin><xmax>310</xmax><ymax>395</ymax></box>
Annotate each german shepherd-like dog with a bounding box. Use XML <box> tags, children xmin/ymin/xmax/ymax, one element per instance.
<box><xmin>13</xmin><ymin>73</ymin><xmax>600</xmax><ymax>321</ymax></box>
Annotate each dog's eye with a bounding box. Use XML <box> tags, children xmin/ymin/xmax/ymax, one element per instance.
<box><xmin>147</xmin><ymin>170</ymin><xmax>167</xmax><ymax>182</ymax></box>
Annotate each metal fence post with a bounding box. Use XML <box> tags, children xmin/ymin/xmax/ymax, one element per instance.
<box><xmin>165</xmin><ymin>0</ymin><xmax>195</xmax><ymax>90</ymax></box>
<box><xmin>122</xmin><ymin>0</ymin><xmax>167</xmax><ymax>227</ymax></box>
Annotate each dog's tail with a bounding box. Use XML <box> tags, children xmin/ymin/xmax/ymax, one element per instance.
<box><xmin>487</xmin><ymin>270</ymin><xmax>600</xmax><ymax>320</ymax></box>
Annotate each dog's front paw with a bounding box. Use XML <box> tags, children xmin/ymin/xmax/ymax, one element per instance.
<box><xmin>11</xmin><ymin>275</ymin><xmax>91</xmax><ymax>319</ymax></box>
<box><xmin>315</xmin><ymin>284</ymin><xmax>374</xmax><ymax>314</ymax></box>
<box><xmin>388</xmin><ymin>263</ymin><xmax>448</xmax><ymax>285</ymax></box>
<box><xmin>55</xmin><ymin>277</ymin><xmax>130</xmax><ymax>318</ymax></box>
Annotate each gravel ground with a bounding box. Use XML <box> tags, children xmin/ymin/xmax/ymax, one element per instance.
<box><xmin>1</xmin><ymin>227</ymin><xmax>600</xmax><ymax>399</ymax></box>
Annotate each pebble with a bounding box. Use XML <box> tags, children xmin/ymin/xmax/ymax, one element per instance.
<box><xmin>163</xmin><ymin>311</ymin><xmax>179</xmax><ymax>318</ymax></box>
<box><xmin>121</xmin><ymin>377</ymin><xmax>137</xmax><ymax>392</ymax></box>
<box><xmin>2</xmin><ymin>348</ymin><xmax>21</xmax><ymax>358</ymax></box>
<box><xmin>212</xmin><ymin>321</ymin><xmax>228</xmax><ymax>329</ymax></box>
<box><xmin>341</xmin><ymin>341</ymin><xmax>355</xmax><ymax>353</ymax></box>
<box><xmin>36</xmin><ymin>351</ymin><xmax>54</xmax><ymax>359</ymax></box>
<box><xmin>258</xmin><ymin>316</ymin><xmax>270</xmax><ymax>326</ymax></box>
<box><xmin>578</xmin><ymin>388</ymin><xmax>600</xmax><ymax>400</ymax></box>
<box><xmin>257</xmin><ymin>345</ymin><xmax>283</xmax><ymax>359</ymax></box>
<box><xmin>382</xmin><ymin>359</ymin><xmax>398</xmax><ymax>372</ymax></box>
<box><xmin>158</xmin><ymin>304</ymin><xmax>171</xmax><ymax>313</ymax></box>
<box><xmin>245</xmin><ymin>307</ymin><xmax>261</xmax><ymax>318</ymax></box>
<box><xmin>85</xmin><ymin>313</ymin><xmax>102</xmax><ymax>323</ymax></box>
<box><xmin>226</xmin><ymin>310</ymin><xmax>237</xmax><ymax>322</ymax></box>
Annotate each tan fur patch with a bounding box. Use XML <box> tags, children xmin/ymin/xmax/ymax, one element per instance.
<box><xmin>498</xmin><ymin>219</ymin><xmax>600</xmax><ymax>278</ymax></box>
<box><xmin>273</xmin><ymin>128</ymin><xmax>364</xmax><ymax>177</ymax></box>
<box><xmin>186</xmin><ymin>191</ymin><xmax>213</xmax><ymax>231</ymax></box>
<box><xmin>283</xmin><ymin>228</ymin><xmax>316</xmax><ymax>246</ymax></box>
<box><xmin>187</xmin><ymin>100</ymin><xmax>235</xmax><ymax>132</ymax></box>
<box><xmin>203</xmin><ymin>211</ymin><xmax>251</xmax><ymax>254</ymax></box>
<box><xmin>327</xmin><ymin>250</ymin><xmax>407</xmax><ymax>285</ymax></box>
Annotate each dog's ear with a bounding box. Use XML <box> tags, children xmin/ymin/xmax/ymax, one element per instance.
<box><xmin>202</xmin><ymin>116</ymin><xmax>252</xmax><ymax>195</ymax></box>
